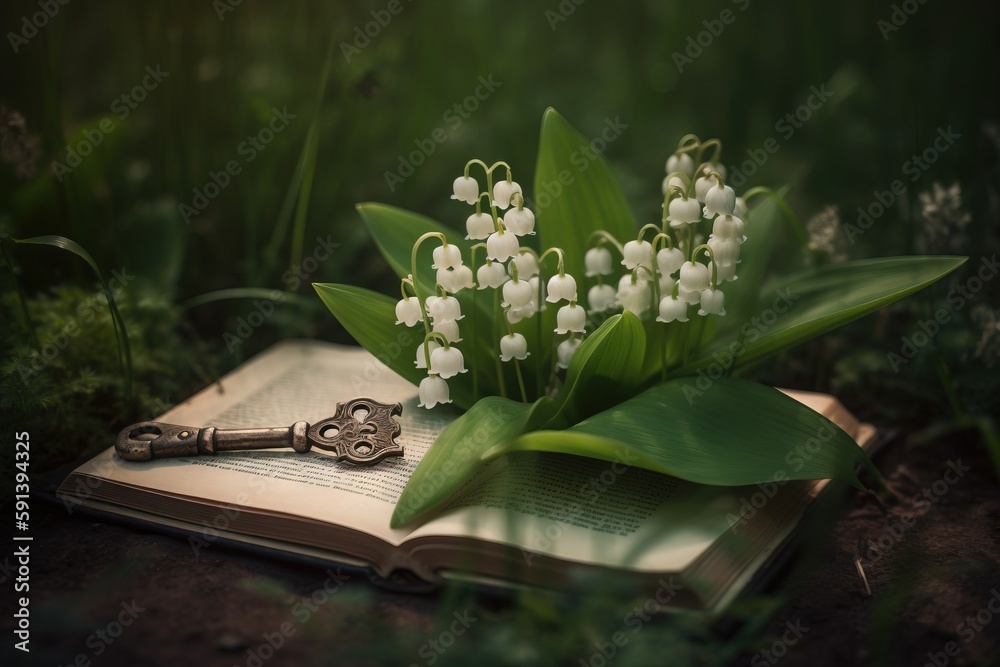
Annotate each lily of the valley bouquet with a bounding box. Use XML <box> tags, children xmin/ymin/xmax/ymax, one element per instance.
<box><xmin>316</xmin><ymin>109</ymin><xmax>965</xmax><ymax>528</ymax></box>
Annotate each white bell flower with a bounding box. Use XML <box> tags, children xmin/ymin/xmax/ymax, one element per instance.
<box><xmin>708</xmin><ymin>237</ymin><xmax>740</xmax><ymax>268</ymax></box>
<box><xmin>704</xmin><ymin>184</ymin><xmax>736</xmax><ymax>218</ymax></box>
<box><xmin>584</xmin><ymin>247</ymin><xmax>613</xmax><ymax>277</ymax></box>
<box><xmin>451</xmin><ymin>176</ymin><xmax>479</xmax><ymax>205</ymax></box>
<box><xmin>694</xmin><ymin>172</ymin><xmax>719</xmax><ymax>202</ymax></box>
<box><xmin>710</xmin><ymin>164</ymin><xmax>727</xmax><ymax>181</ymax></box>
<box><xmin>466</xmin><ymin>212</ymin><xmax>495</xmax><ymax>240</ymax></box>
<box><xmin>555</xmin><ymin>302</ymin><xmax>587</xmax><ymax>334</ymax></box>
<box><xmin>556</xmin><ymin>337</ymin><xmax>582</xmax><ymax>369</ymax></box>
<box><xmin>668</xmin><ymin>196</ymin><xmax>702</xmax><ymax>228</ymax></box>
<box><xmin>678</xmin><ymin>261</ymin><xmax>710</xmax><ymax>303</ymax></box>
<box><xmin>433</xmin><ymin>319</ymin><xmax>462</xmax><ymax>343</ymax></box>
<box><xmin>427</xmin><ymin>295</ymin><xmax>463</xmax><ymax>323</ymax></box>
<box><xmin>503</xmin><ymin>207</ymin><xmax>535</xmax><ymax>236</ymax></box>
<box><xmin>655</xmin><ymin>246</ymin><xmax>685</xmax><ymax>275</ymax></box>
<box><xmin>395</xmin><ymin>296</ymin><xmax>422</xmax><ymax>327</ymax></box>
<box><xmin>499</xmin><ymin>333</ymin><xmax>530</xmax><ymax>362</ymax></box>
<box><xmin>621</xmin><ymin>239</ymin><xmax>653</xmax><ymax>271</ymax></box>
<box><xmin>698</xmin><ymin>287</ymin><xmax>726</xmax><ymax>316</ymax></box>
<box><xmin>511</xmin><ymin>251</ymin><xmax>540</xmax><ymax>279</ymax></box>
<box><xmin>437</xmin><ymin>266</ymin><xmax>475</xmax><ymax>293</ymax></box>
<box><xmin>502</xmin><ymin>279</ymin><xmax>533</xmax><ymax>309</ymax></box>
<box><xmin>486</xmin><ymin>229</ymin><xmax>519</xmax><ymax>262</ymax></box>
<box><xmin>477</xmin><ymin>261</ymin><xmax>508</xmax><ymax>289</ymax></box>
<box><xmin>418</xmin><ymin>374</ymin><xmax>451</xmax><ymax>409</ymax></box>
<box><xmin>616</xmin><ymin>275</ymin><xmax>651</xmax><ymax>317</ymax></box>
<box><xmin>506</xmin><ymin>300</ymin><xmax>538</xmax><ymax>324</ymax></box>
<box><xmin>492</xmin><ymin>180</ymin><xmax>522</xmax><ymax>210</ymax></box>
<box><xmin>588</xmin><ymin>283</ymin><xmax>618</xmax><ymax>312</ymax></box>
<box><xmin>546</xmin><ymin>273</ymin><xmax>578</xmax><ymax>303</ymax></box>
<box><xmin>711</xmin><ymin>214</ymin><xmax>745</xmax><ymax>241</ymax></box>
<box><xmin>432</xmin><ymin>244</ymin><xmax>463</xmax><ymax>270</ymax></box>
<box><xmin>656</xmin><ymin>295</ymin><xmax>689</xmax><ymax>323</ymax></box>
<box><xmin>666</xmin><ymin>152</ymin><xmax>695</xmax><ymax>177</ymax></box>
<box><xmin>430</xmin><ymin>345</ymin><xmax>468</xmax><ymax>379</ymax></box>
<box><xmin>414</xmin><ymin>340</ymin><xmax>440</xmax><ymax>369</ymax></box>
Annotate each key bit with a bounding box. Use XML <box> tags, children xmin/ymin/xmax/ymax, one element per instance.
<box><xmin>116</xmin><ymin>398</ymin><xmax>403</xmax><ymax>466</ymax></box>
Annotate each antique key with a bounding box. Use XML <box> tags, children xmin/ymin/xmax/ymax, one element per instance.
<box><xmin>115</xmin><ymin>398</ymin><xmax>403</xmax><ymax>466</ymax></box>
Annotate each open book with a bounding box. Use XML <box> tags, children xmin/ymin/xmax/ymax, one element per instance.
<box><xmin>57</xmin><ymin>340</ymin><xmax>876</xmax><ymax>611</ymax></box>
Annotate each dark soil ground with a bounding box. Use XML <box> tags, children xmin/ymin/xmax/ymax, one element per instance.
<box><xmin>2</xmin><ymin>431</ymin><xmax>998</xmax><ymax>667</ymax></box>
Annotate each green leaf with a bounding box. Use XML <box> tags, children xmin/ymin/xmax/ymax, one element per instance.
<box><xmin>514</xmin><ymin>377</ymin><xmax>875</xmax><ymax>488</ymax></box>
<box><xmin>546</xmin><ymin>311</ymin><xmax>647</xmax><ymax>428</ymax></box>
<box><xmin>677</xmin><ymin>256</ymin><xmax>968</xmax><ymax>374</ymax></box>
<box><xmin>391</xmin><ymin>395</ymin><xmax>557</xmax><ymax>528</ymax></box>
<box><xmin>12</xmin><ymin>235</ymin><xmax>132</xmax><ymax>395</ymax></box>
<box><xmin>534</xmin><ymin>108</ymin><xmax>636</xmax><ymax>280</ymax></box>
<box><xmin>313</xmin><ymin>282</ymin><xmax>492</xmax><ymax>408</ymax></box>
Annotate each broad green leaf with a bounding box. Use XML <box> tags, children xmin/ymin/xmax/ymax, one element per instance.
<box><xmin>313</xmin><ymin>282</ymin><xmax>495</xmax><ymax>408</ymax></box>
<box><xmin>391</xmin><ymin>395</ymin><xmax>557</xmax><ymax>527</ymax></box>
<box><xmin>675</xmin><ymin>256</ymin><xmax>967</xmax><ymax>374</ymax></box>
<box><xmin>513</xmin><ymin>377</ymin><xmax>877</xmax><ymax>488</ymax></box>
<box><xmin>13</xmin><ymin>235</ymin><xmax>132</xmax><ymax>394</ymax></box>
<box><xmin>534</xmin><ymin>108</ymin><xmax>636</xmax><ymax>280</ymax></box>
<box><xmin>546</xmin><ymin>311</ymin><xmax>647</xmax><ymax>428</ymax></box>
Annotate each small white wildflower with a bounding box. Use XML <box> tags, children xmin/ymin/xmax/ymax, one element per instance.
<box><xmin>492</xmin><ymin>179</ymin><xmax>522</xmax><ymax>210</ymax></box>
<box><xmin>666</xmin><ymin>152</ymin><xmax>695</xmax><ymax>177</ymax></box>
<box><xmin>511</xmin><ymin>251</ymin><xmax>540</xmax><ymax>279</ymax></box>
<box><xmin>502</xmin><ymin>279</ymin><xmax>533</xmax><ymax>309</ymax></box>
<box><xmin>621</xmin><ymin>240</ymin><xmax>653</xmax><ymax>271</ymax></box>
<box><xmin>436</xmin><ymin>265</ymin><xmax>475</xmax><ymax>293</ymax></box>
<box><xmin>656</xmin><ymin>295</ymin><xmax>689</xmax><ymax>323</ymax></box>
<box><xmin>588</xmin><ymin>283</ymin><xmax>618</xmax><ymax>312</ymax></box>
<box><xmin>427</xmin><ymin>295</ymin><xmax>463</xmax><ymax>323</ymax></box>
<box><xmin>499</xmin><ymin>333</ymin><xmax>530</xmax><ymax>362</ymax></box>
<box><xmin>555</xmin><ymin>302</ymin><xmax>587</xmax><ymax>334</ymax></box>
<box><xmin>477</xmin><ymin>261</ymin><xmax>508</xmax><ymax>289</ymax></box>
<box><xmin>395</xmin><ymin>296</ymin><xmax>422</xmax><ymax>327</ymax></box>
<box><xmin>466</xmin><ymin>212</ymin><xmax>495</xmax><ymax>240</ymax></box>
<box><xmin>429</xmin><ymin>345</ymin><xmax>468</xmax><ymax>379</ymax></box>
<box><xmin>556</xmin><ymin>337</ymin><xmax>582</xmax><ymax>369</ymax></box>
<box><xmin>546</xmin><ymin>273</ymin><xmax>578</xmax><ymax>303</ymax></box>
<box><xmin>668</xmin><ymin>196</ymin><xmax>702</xmax><ymax>227</ymax></box>
<box><xmin>418</xmin><ymin>375</ymin><xmax>451</xmax><ymax>408</ymax></box>
<box><xmin>584</xmin><ymin>247</ymin><xmax>613</xmax><ymax>277</ymax></box>
<box><xmin>432</xmin><ymin>244</ymin><xmax>463</xmax><ymax>270</ymax></box>
<box><xmin>486</xmin><ymin>229</ymin><xmax>519</xmax><ymax>262</ymax></box>
<box><xmin>432</xmin><ymin>319</ymin><xmax>462</xmax><ymax>343</ymax></box>
<box><xmin>698</xmin><ymin>287</ymin><xmax>726</xmax><ymax>316</ymax></box>
<box><xmin>656</xmin><ymin>246</ymin><xmax>685</xmax><ymax>275</ymax></box>
<box><xmin>503</xmin><ymin>206</ymin><xmax>535</xmax><ymax>236</ymax></box>
<box><xmin>703</xmin><ymin>184</ymin><xmax>736</xmax><ymax>218</ymax></box>
<box><xmin>451</xmin><ymin>176</ymin><xmax>479</xmax><ymax>205</ymax></box>
<box><xmin>414</xmin><ymin>340</ymin><xmax>440</xmax><ymax>369</ymax></box>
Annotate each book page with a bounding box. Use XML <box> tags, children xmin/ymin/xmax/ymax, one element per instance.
<box><xmin>406</xmin><ymin>388</ymin><xmax>874</xmax><ymax>574</ymax></box>
<box><xmin>64</xmin><ymin>340</ymin><xmax>453</xmax><ymax>546</ymax></box>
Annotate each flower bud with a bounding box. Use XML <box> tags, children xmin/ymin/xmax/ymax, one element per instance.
<box><xmin>588</xmin><ymin>284</ymin><xmax>618</xmax><ymax>312</ymax></box>
<box><xmin>621</xmin><ymin>240</ymin><xmax>653</xmax><ymax>271</ymax></box>
<box><xmin>666</xmin><ymin>152</ymin><xmax>695</xmax><ymax>177</ymax></box>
